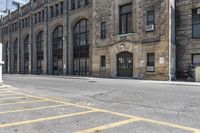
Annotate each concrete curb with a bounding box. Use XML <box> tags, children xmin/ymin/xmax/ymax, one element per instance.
<box><xmin>140</xmin><ymin>80</ymin><xmax>200</xmax><ymax>87</ymax></box>
<box><xmin>3</xmin><ymin>74</ymin><xmax>200</xmax><ymax>87</ymax></box>
<box><xmin>0</xmin><ymin>84</ymin><xmax>10</xmax><ymax>88</ymax></box>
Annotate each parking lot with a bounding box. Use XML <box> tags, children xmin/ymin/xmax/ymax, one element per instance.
<box><xmin>0</xmin><ymin>85</ymin><xmax>199</xmax><ymax>133</ymax></box>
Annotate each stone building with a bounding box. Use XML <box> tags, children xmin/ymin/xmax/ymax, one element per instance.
<box><xmin>176</xmin><ymin>0</ymin><xmax>200</xmax><ymax>78</ymax></box>
<box><xmin>0</xmin><ymin>0</ymin><xmax>188</xmax><ymax>81</ymax></box>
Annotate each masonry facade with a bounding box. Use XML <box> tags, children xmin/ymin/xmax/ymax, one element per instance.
<box><xmin>0</xmin><ymin>0</ymin><xmax>199</xmax><ymax>81</ymax></box>
<box><xmin>176</xmin><ymin>0</ymin><xmax>200</xmax><ymax>78</ymax></box>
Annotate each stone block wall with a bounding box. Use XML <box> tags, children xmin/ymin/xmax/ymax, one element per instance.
<box><xmin>176</xmin><ymin>0</ymin><xmax>200</xmax><ymax>78</ymax></box>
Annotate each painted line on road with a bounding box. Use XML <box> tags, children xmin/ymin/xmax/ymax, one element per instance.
<box><xmin>0</xmin><ymin>91</ymin><xmax>9</xmax><ymax>94</ymax></box>
<box><xmin>75</xmin><ymin>118</ymin><xmax>141</xmax><ymax>133</ymax></box>
<box><xmin>0</xmin><ymin>97</ymin><xmax>28</xmax><ymax>100</ymax></box>
<box><xmin>139</xmin><ymin>118</ymin><xmax>200</xmax><ymax>133</ymax></box>
<box><xmin>8</xmin><ymin>90</ymin><xmax>200</xmax><ymax>132</ymax></box>
<box><xmin>0</xmin><ymin>94</ymin><xmax>20</xmax><ymax>97</ymax></box>
<box><xmin>0</xmin><ymin>99</ymin><xmax>47</xmax><ymax>106</ymax></box>
<box><xmin>0</xmin><ymin>104</ymin><xmax>68</xmax><ymax>115</ymax></box>
<box><xmin>0</xmin><ymin>110</ymin><xmax>97</xmax><ymax>128</ymax></box>
<box><xmin>8</xmin><ymin>91</ymin><xmax>137</xmax><ymax>118</ymax></box>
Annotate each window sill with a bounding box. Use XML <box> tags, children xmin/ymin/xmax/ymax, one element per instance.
<box><xmin>100</xmin><ymin>38</ymin><xmax>107</xmax><ymax>41</ymax></box>
<box><xmin>146</xmin><ymin>72</ymin><xmax>156</xmax><ymax>75</ymax></box>
<box><xmin>116</xmin><ymin>32</ymin><xmax>138</xmax><ymax>37</ymax></box>
<box><xmin>192</xmin><ymin>37</ymin><xmax>200</xmax><ymax>40</ymax></box>
<box><xmin>146</xmin><ymin>30</ymin><xmax>155</xmax><ymax>32</ymax></box>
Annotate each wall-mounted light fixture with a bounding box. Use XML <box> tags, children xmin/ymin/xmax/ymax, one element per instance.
<box><xmin>120</xmin><ymin>43</ymin><xmax>125</xmax><ymax>48</ymax></box>
<box><xmin>62</xmin><ymin>37</ymin><xmax>66</xmax><ymax>40</ymax></box>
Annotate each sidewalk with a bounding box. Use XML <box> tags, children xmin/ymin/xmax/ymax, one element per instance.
<box><xmin>3</xmin><ymin>74</ymin><xmax>200</xmax><ymax>87</ymax></box>
<box><xmin>140</xmin><ymin>80</ymin><xmax>200</xmax><ymax>87</ymax></box>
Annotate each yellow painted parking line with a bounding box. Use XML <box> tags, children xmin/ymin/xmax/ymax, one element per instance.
<box><xmin>8</xmin><ymin>90</ymin><xmax>200</xmax><ymax>132</ymax></box>
<box><xmin>138</xmin><ymin>118</ymin><xmax>200</xmax><ymax>132</ymax></box>
<box><xmin>8</xmin><ymin>91</ymin><xmax>136</xmax><ymax>118</ymax></box>
<box><xmin>0</xmin><ymin>99</ymin><xmax>47</xmax><ymax>106</ymax></box>
<box><xmin>0</xmin><ymin>97</ymin><xmax>27</xmax><ymax>100</ymax></box>
<box><xmin>0</xmin><ymin>94</ymin><xmax>20</xmax><ymax>97</ymax></box>
<box><xmin>75</xmin><ymin>118</ymin><xmax>141</xmax><ymax>133</ymax></box>
<box><xmin>0</xmin><ymin>90</ymin><xmax>8</xmax><ymax>94</ymax></box>
<box><xmin>0</xmin><ymin>110</ymin><xmax>97</xmax><ymax>128</ymax></box>
<box><xmin>0</xmin><ymin>104</ymin><xmax>68</xmax><ymax>115</ymax></box>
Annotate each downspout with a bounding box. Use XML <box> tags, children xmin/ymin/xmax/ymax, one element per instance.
<box><xmin>168</xmin><ymin>0</ymin><xmax>171</xmax><ymax>81</ymax></box>
<box><xmin>66</xmin><ymin>0</ymin><xmax>69</xmax><ymax>75</ymax></box>
<box><xmin>45</xmin><ymin>0</ymin><xmax>49</xmax><ymax>74</ymax></box>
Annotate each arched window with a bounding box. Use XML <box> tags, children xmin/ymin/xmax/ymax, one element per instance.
<box><xmin>73</xmin><ymin>19</ymin><xmax>89</xmax><ymax>75</ymax></box>
<box><xmin>52</xmin><ymin>26</ymin><xmax>63</xmax><ymax>75</ymax></box>
<box><xmin>14</xmin><ymin>39</ymin><xmax>18</xmax><ymax>73</ymax></box>
<box><xmin>36</xmin><ymin>31</ymin><xmax>44</xmax><ymax>74</ymax></box>
<box><xmin>24</xmin><ymin>35</ymin><xmax>29</xmax><ymax>74</ymax></box>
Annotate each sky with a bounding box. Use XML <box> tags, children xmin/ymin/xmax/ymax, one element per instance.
<box><xmin>0</xmin><ymin>0</ymin><xmax>29</xmax><ymax>12</ymax></box>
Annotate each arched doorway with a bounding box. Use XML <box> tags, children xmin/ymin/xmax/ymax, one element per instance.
<box><xmin>117</xmin><ymin>52</ymin><xmax>133</xmax><ymax>77</ymax></box>
<box><xmin>52</xmin><ymin>26</ymin><xmax>63</xmax><ymax>75</ymax></box>
<box><xmin>73</xmin><ymin>19</ymin><xmax>89</xmax><ymax>76</ymax></box>
<box><xmin>36</xmin><ymin>31</ymin><xmax>44</xmax><ymax>74</ymax></box>
<box><xmin>24</xmin><ymin>35</ymin><xmax>29</xmax><ymax>74</ymax></box>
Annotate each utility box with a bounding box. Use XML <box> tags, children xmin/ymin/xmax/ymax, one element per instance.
<box><xmin>195</xmin><ymin>66</ymin><xmax>200</xmax><ymax>82</ymax></box>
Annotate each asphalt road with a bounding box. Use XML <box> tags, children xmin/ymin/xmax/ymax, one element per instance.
<box><xmin>1</xmin><ymin>74</ymin><xmax>200</xmax><ymax>133</ymax></box>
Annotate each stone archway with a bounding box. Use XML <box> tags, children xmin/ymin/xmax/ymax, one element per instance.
<box><xmin>117</xmin><ymin>51</ymin><xmax>133</xmax><ymax>77</ymax></box>
<box><xmin>109</xmin><ymin>42</ymin><xmax>134</xmax><ymax>77</ymax></box>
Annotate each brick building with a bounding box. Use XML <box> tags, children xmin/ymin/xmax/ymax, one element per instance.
<box><xmin>0</xmin><ymin>0</ymin><xmax>199</xmax><ymax>80</ymax></box>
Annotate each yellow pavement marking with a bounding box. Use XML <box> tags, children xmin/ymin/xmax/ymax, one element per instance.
<box><xmin>8</xmin><ymin>91</ymin><xmax>138</xmax><ymax>118</ymax></box>
<box><xmin>0</xmin><ymin>110</ymin><xmax>97</xmax><ymax>128</ymax></box>
<box><xmin>0</xmin><ymin>91</ymin><xmax>9</xmax><ymax>94</ymax></box>
<box><xmin>0</xmin><ymin>97</ymin><xmax>28</xmax><ymax>100</ymax></box>
<box><xmin>0</xmin><ymin>94</ymin><xmax>20</xmax><ymax>97</ymax></box>
<box><xmin>138</xmin><ymin>118</ymin><xmax>200</xmax><ymax>132</ymax></box>
<box><xmin>0</xmin><ymin>104</ymin><xmax>68</xmax><ymax>115</ymax></box>
<box><xmin>8</xmin><ymin>90</ymin><xmax>200</xmax><ymax>132</ymax></box>
<box><xmin>75</xmin><ymin>118</ymin><xmax>141</xmax><ymax>133</ymax></box>
<box><xmin>0</xmin><ymin>99</ymin><xmax>47</xmax><ymax>106</ymax></box>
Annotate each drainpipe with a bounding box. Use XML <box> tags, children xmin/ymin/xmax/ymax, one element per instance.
<box><xmin>66</xmin><ymin>0</ymin><xmax>69</xmax><ymax>75</ymax></box>
<box><xmin>169</xmin><ymin>0</ymin><xmax>172</xmax><ymax>81</ymax></box>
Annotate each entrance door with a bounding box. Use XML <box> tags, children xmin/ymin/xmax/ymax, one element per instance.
<box><xmin>53</xmin><ymin>55</ymin><xmax>63</xmax><ymax>75</ymax></box>
<box><xmin>117</xmin><ymin>52</ymin><xmax>133</xmax><ymax>77</ymax></box>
